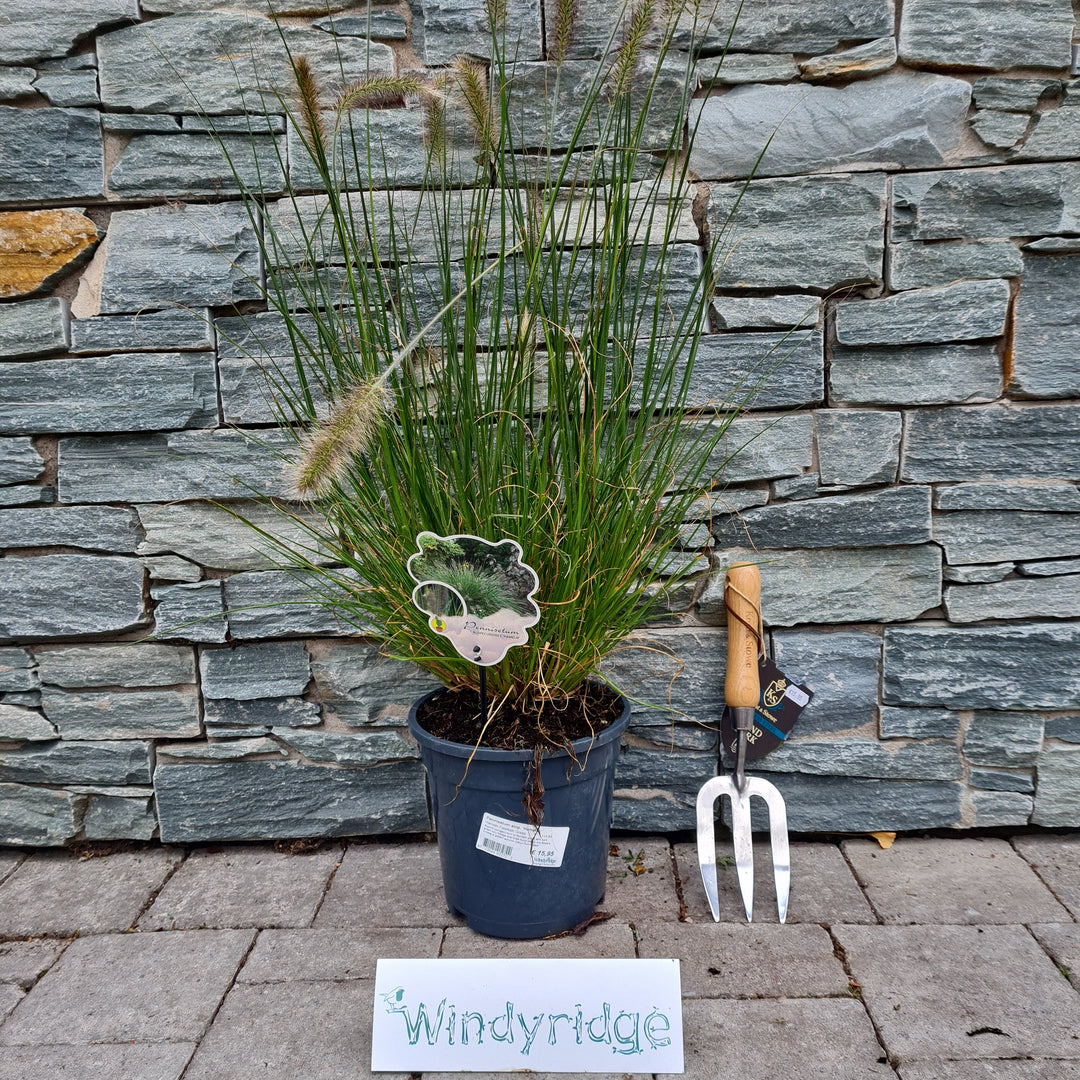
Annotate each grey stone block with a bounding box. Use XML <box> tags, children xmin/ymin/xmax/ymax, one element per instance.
<box><xmin>32</xmin><ymin>69</ymin><xmax>98</xmax><ymax>107</ymax></box>
<box><xmin>98</xmin><ymin>13</ymin><xmax>393</xmax><ymax>114</ymax></box>
<box><xmin>140</xmin><ymin>844</ymin><xmax>341</xmax><ymax>930</ymax></box>
<box><xmin>613</xmin><ymin>788</ymin><xmax>697</xmax><ymax>832</ymax></box>
<box><xmin>0</xmin><ymin>928</ymin><xmax>253</xmax><ymax>1044</ymax></box>
<box><xmin>0</xmin><ymin>648</ymin><xmax>37</xmax><ymax>692</ymax></box>
<box><xmin>836</xmin><ymin>279</ymin><xmax>1010</xmax><ymax>347</ymax></box>
<box><xmin>0</xmin><ymin>352</ymin><xmax>218</xmax><ymax>434</ymax></box>
<box><xmin>638</xmin><ymin>922</ymin><xmax>849</xmax><ymax>998</ymax></box>
<box><xmin>0</xmin><ymin>0</ymin><xmax>137</xmax><ymax>64</ymax></box>
<box><xmin>1014</xmin><ymin>835</ymin><xmax>1080</xmax><ymax>917</ymax></box>
<box><xmin>137</xmin><ymin>500</ymin><xmax>322</xmax><ymax>572</ymax></box>
<box><xmin>205</xmin><ymin>697</ymin><xmax>321</xmax><ymax>728</ymax></box>
<box><xmin>0</xmin><ymin>68</ymin><xmax>35</xmax><ymax>99</ymax></box>
<box><xmin>272</xmin><ymin>729</ymin><xmax>419</xmax><ymax>765</ymax></box>
<box><xmin>972</xmin><ymin>108</ymin><xmax>1032</xmax><ymax>150</ymax></box>
<box><xmin>0</xmin><ymin>439</ymin><xmax>44</xmax><ymax>485</ymax></box>
<box><xmin>419</xmin><ymin>0</ymin><xmax>542</xmax><ymax>62</ymax></box>
<box><xmin>1032</xmin><ymin>743</ymin><xmax>1080</xmax><ymax>826</ymax></box>
<box><xmin>1012</xmin><ymin>254</ymin><xmax>1080</xmax><ymax>398</ymax></box>
<box><xmin>679</xmin><ymin>997</ymin><xmax>895</xmax><ymax>1080</ymax></box>
<box><xmin>799</xmin><ymin>36</ymin><xmax>897</xmax><ymax>81</ymax></box>
<box><xmin>709</xmin><ymin>173</ymin><xmax>886</xmax><ymax>291</ymax></box>
<box><xmin>692</xmin><ymin>329</ymin><xmax>824</xmax><ymax>411</ymax></box>
<box><xmin>969</xmin><ymin>767</ymin><xmax>1034</xmax><ymax>792</ymax></box>
<box><xmin>35</xmin><ymin>642</ymin><xmax>194</xmax><ymax>688</ymax></box>
<box><xmin>970</xmin><ymin>789</ymin><xmax>1034</xmax><ymax>826</ymax></box>
<box><xmin>843</xmin><ymin>836</ymin><xmax>1068</xmax><ymax>924</ymax></box>
<box><xmin>0</xmin><ymin>848</ymin><xmax>180</xmax><ymax>937</ymax></box>
<box><xmin>891</xmin><ymin>163</ymin><xmax>1080</xmax><ymax>243</ymax></box>
<box><xmin>0</xmin><ymin>107</ymin><xmax>103</xmax><ymax>201</ymax></box>
<box><xmin>143</xmin><ymin>554</ymin><xmax>202</xmax><ymax>582</ymax></box>
<box><xmin>69</xmin><ymin>308</ymin><xmax>213</xmax><ymax>354</ymax></box>
<box><xmin>772</xmin><ymin>629</ymin><xmax>881</xmax><ymax>735</ymax></box>
<box><xmin>934</xmin><ymin>481</ymin><xmax>1080</xmax><ymax>511</ymax></box>
<box><xmin>82</xmin><ymin>791</ymin><xmax>158</xmax><ymax>841</ymax></box>
<box><xmin>41</xmin><ymin>688</ymin><xmax>201</xmax><ymax>740</ymax></box>
<box><xmin>0</xmin><ymin>704</ymin><xmax>54</xmax><ymax>741</ymax></box>
<box><xmin>159</xmin><ymin>737</ymin><xmax>287</xmax><ymax>762</ymax></box>
<box><xmin>944</xmin><ymin>573</ymin><xmax>1080</xmax><ymax>622</ymax></box>
<box><xmin>102</xmin><ymin>113</ymin><xmax>183</xmax><ymax>134</ymax></box>
<box><xmin>816</xmin><ymin>410</ymin><xmax>901</xmax><ymax>486</ymax></box>
<box><xmin>713</xmin><ymin>294</ymin><xmax>820</xmax><ymax>330</ymax></box>
<box><xmin>313</xmin><ymin>12</ymin><xmax>407</xmax><ymax>38</ymax></box>
<box><xmin>1031</xmin><ymin>924</ymin><xmax>1080</xmax><ymax>996</ymax></box>
<box><xmin>0</xmin><ymin>486</ymin><xmax>53</xmax><ymax>507</ymax></box>
<box><xmin>0</xmin><ymin>555</ymin><xmax>146</xmax><ymax>641</ymax></box>
<box><xmin>887</xmin><ymin>239</ymin><xmax>1023</xmax><ymax>290</ymax></box>
<box><xmin>883</xmin><ymin>622</ymin><xmax>1080</xmax><ymax>709</ymax></box>
<box><xmin>0</xmin><ymin>783</ymin><xmax>78</xmax><ymax>846</ymax></box>
<box><xmin>899</xmin><ymin>0</ymin><xmax>1074</xmax><ymax>70</ymax></box>
<box><xmin>837</xmin><ymin>923</ymin><xmax>1080</xmax><ymax>1063</ymax></box>
<box><xmin>702</xmin><ymin>544</ymin><xmax>941</xmax><ymax>628</ymax></box>
<box><xmin>200</xmin><ymin>642</ymin><xmax>311</xmax><ymax>700</ymax></box>
<box><xmin>77</xmin><ymin>203</ymin><xmax>261</xmax><ymax>317</ymax></box>
<box><xmin>1022</xmin><ymin>556</ymin><xmax>1080</xmax><ymax>575</ymax></box>
<box><xmin>1019</xmin><ymin>99</ymin><xmax>1080</xmax><ymax>161</ymax></box>
<box><xmin>154</xmin><ymin>758</ymin><xmax>430</xmax><ymax>841</ymax></box>
<box><xmin>693</xmin><ymin>73</ymin><xmax>969</xmax><ymax>180</ymax></box>
<box><xmin>58</xmin><ymin>429</ymin><xmax>295</xmax><ymax>503</ymax></box>
<box><xmin>974</xmin><ymin>77</ymin><xmax>1064</xmax><ymax>111</ymax></box>
<box><xmin>1046</xmin><ymin>716</ymin><xmax>1080</xmax><ymax>742</ymax></box>
<box><xmin>0</xmin><ymin>506</ymin><xmax>140</xmax><ymax>552</ymax></box>
<box><xmin>0</xmin><ymin>938</ymin><xmax>65</xmax><ymax>988</ymax></box>
<box><xmin>695</xmin><ymin>53</ymin><xmax>799</xmax><ymax>87</ymax></box>
<box><xmin>0</xmin><ymin>297</ymin><xmax>69</xmax><ymax>359</ymax></box>
<box><xmin>108</xmin><ymin>133</ymin><xmax>287</xmax><ymax>199</ymax></box>
<box><xmin>309</xmin><ymin>640</ymin><xmax>441</xmax><ymax>727</ymax></box>
<box><xmin>704</xmin><ymin>413</ymin><xmax>815</xmax><ymax>483</ymax></box>
<box><xmin>769</xmin><ymin>473</ymin><xmax>818</xmax><ymax>500</ymax></box>
<box><xmin>714</xmin><ymin>486</ymin><xmax>932</xmax><ymax>549</ymax></box>
<box><xmin>151</xmin><ymin>581</ymin><xmax>228</xmax><ymax>644</ymax></box>
<box><xmin>964</xmin><ymin>711</ymin><xmax>1044</xmax><ymax>767</ymax></box>
<box><xmin>224</xmin><ymin>570</ymin><xmax>354</xmax><ymax>639</ymax></box>
<box><xmin>902</xmin><ymin>404</ymin><xmax>1080</xmax><ymax>483</ymax></box>
<box><xmin>934</xmin><ymin>511</ymin><xmax>1080</xmax><ymax>563</ymax></box>
<box><xmin>879</xmin><ymin>706</ymin><xmax>961</xmax><ymax>739</ymax></box>
<box><xmin>0</xmin><ymin>740</ymin><xmax>151</xmax><ymax>785</ymax></box>
<box><xmin>760</xmin><ymin>737</ymin><xmax>962</xmax><ymax>781</ymax></box>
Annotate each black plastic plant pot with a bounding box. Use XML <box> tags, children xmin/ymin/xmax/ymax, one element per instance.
<box><xmin>408</xmin><ymin>690</ymin><xmax>631</xmax><ymax>940</ymax></box>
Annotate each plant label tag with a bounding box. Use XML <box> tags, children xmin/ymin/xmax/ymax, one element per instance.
<box><xmin>372</xmin><ymin>958</ymin><xmax>684</xmax><ymax>1073</ymax></box>
<box><xmin>721</xmin><ymin>655</ymin><xmax>813</xmax><ymax>763</ymax></box>
<box><xmin>476</xmin><ymin>812</ymin><xmax>569</xmax><ymax>868</ymax></box>
<box><xmin>407</xmin><ymin>533</ymin><xmax>540</xmax><ymax>666</ymax></box>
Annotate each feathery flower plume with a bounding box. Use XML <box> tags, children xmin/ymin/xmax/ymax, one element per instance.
<box><xmin>550</xmin><ymin>0</ymin><xmax>578</xmax><ymax>64</ymax></box>
<box><xmin>293</xmin><ymin>55</ymin><xmax>329</xmax><ymax>160</ymax></box>
<box><xmin>422</xmin><ymin>74</ymin><xmax>449</xmax><ymax>158</ymax></box>
<box><xmin>293</xmin><ymin>379</ymin><xmax>388</xmax><ymax>496</ymax></box>
<box><xmin>609</xmin><ymin>0</ymin><xmax>657</xmax><ymax>98</ymax></box>
<box><xmin>486</xmin><ymin>0</ymin><xmax>507</xmax><ymax>29</ymax></box>
<box><xmin>335</xmin><ymin>74</ymin><xmax>428</xmax><ymax>114</ymax></box>
<box><xmin>453</xmin><ymin>58</ymin><xmax>496</xmax><ymax>162</ymax></box>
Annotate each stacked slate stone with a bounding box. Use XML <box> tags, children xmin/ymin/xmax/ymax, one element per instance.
<box><xmin>1</xmin><ymin>0</ymin><xmax>1079</xmax><ymax>846</ymax></box>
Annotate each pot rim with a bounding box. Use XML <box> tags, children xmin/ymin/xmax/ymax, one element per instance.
<box><xmin>407</xmin><ymin>685</ymin><xmax>631</xmax><ymax>763</ymax></box>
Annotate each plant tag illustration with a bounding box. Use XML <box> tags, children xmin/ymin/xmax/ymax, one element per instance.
<box><xmin>407</xmin><ymin>533</ymin><xmax>540</xmax><ymax>666</ymax></box>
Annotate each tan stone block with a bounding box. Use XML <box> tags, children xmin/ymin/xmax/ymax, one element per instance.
<box><xmin>0</xmin><ymin>209</ymin><xmax>100</xmax><ymax>299</ymax></box>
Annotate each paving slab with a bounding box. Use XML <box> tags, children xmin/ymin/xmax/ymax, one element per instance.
<box><xmin>183</xmin><ymin>979</ymin><xmax>407</xmax><ymax>1080</ymax></box>
<box><xmin>665</xmin><ymin>997</ymin><xmax>895</xmax><ymax>1080</ymax></box>
<box><xmin>314</xmin><ymin>841</ymin><xmax>460</xmax><ymax>928</ymax></box>
<box><xmin>1030</xmin><ymin>923</ymin><xmax>1080</xmax><ymax>991</ymax></box>
<box><xmin>0</xmin><ymin>929</ymin><xmax>254</xmax><ymax>1045</ymax></box>
<box><xmin>834</xmin><ymin>923</ymin><xmax>1080</xmax><ymax>1062</ymax></box>
<box><xmin>636</xmin><ymin>921</ymin><xmax>850</xmax><ymax>999</ymax></box>
<box><xmin>841</xmin><ymin>837</ymin><xmax>1069</xmax><ymax>924</ymax></box>
<box><xmin>0</xmin><ymin>984</ymin><xmax>23</xmax><ymax>1022</ymax></box>
<box><xmin>0</xmin><ymin>848</ymin><xmax>182</xmax><ymax>937</ymax></box>
<box><xmin>139</xmin><ymin>843</ymin><xmax>342</xmax><ymax>930</ymax></box>
<box><xmin>441</xmin><ymin>919</ymin><xmax>636</xmax><ymax>958</ymax></box>
<box><xmin>0</xmin><ymin>852</ymin><xmax>23</xmax><ymax>886</ymax></box>
<box><xmin>604</xmin><ymin>837</ymin><xmax>682</xmax><ymax>921</ymax></box>
<box><xmin>240</xmin><ymin>927</ymin><xmax>442</xmax><ymax>983</ymax></box>
<box><xmin>899</xmin><ymin>1061</ymin><xmax>1080</xmax><ymax>1079</ymax></box>
<box><xmin>674</xmin><ymin>841</ymin><xmax>876</xmax><ymax>924</ymax></box>
<box><xmin>1013</xmin><ymin>834</ymin><xmax>1080</xmax><ymax>918</ymax></box>
<box><xmin>0</xmin><ymin>940</ymin><xmax>67</xmax><ymax>988</ymax></box>
<box><xmin>0</xmin><ymin>1043</ymin><xmax>196</xmax><ymax>1080</ymax></box>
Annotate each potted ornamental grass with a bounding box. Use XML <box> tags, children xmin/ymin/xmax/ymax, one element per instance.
<box><xmin>230</xmin><ymin>0</ymin><xmax>751</xmax><ymax>936</ymax></box>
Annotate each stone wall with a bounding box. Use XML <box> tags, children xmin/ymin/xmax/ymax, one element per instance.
<box><xmin>1</xmin><ymin>0</ymin><xmax>1079</xmax><ymax>845</ymax></box>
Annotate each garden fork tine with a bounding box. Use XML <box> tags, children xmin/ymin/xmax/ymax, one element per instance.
<box><xmin>696</xmin><ymin>563</ymin><xmax>790</xmax><ymax>923</ymax></box>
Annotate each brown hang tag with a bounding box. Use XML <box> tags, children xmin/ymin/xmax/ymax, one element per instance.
<box><xmin>721</xmin><ymin>655</ymin><xmax>813</xmax><ymax>763</ymax></box>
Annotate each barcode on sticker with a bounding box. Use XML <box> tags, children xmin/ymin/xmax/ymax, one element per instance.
<box><xmin>475</xmin><ymin>812</ymin><xmax>570</xmax><ymax>868</ymax></box>
<box><xmin>784</xmin><ymin>683</ymin><xmax>810</xmax><ymax>707</ymax></box>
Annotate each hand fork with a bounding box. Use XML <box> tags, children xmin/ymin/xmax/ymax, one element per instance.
<box><xmin>696</xmin><ymin>563</ymin><xmax>790</xmax><ymax>923</ymax></box>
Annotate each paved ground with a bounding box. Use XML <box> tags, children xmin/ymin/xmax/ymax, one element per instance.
<box><xmin>1</xmin><ymin>833</ymin><xmax>1079</xmax><ymax>1079</ymax></box>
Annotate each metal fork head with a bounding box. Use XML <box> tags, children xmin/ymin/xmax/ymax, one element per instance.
<box><xmin>696</xmin><ymin>774</ymin><xmax>790</xmax><ymax>924</ymax></box>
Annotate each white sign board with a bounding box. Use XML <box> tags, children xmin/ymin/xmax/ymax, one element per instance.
<box><xmin>371</xmin><ymin>958</ymin><xmax>684</xmax><ymax>1073</ymax></box>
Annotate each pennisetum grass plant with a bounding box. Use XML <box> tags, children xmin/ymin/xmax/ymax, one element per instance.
<box><xmin>225</xmin><ymin>0</ymin><xmax>764</xmax><ymax>737</ymax></box>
